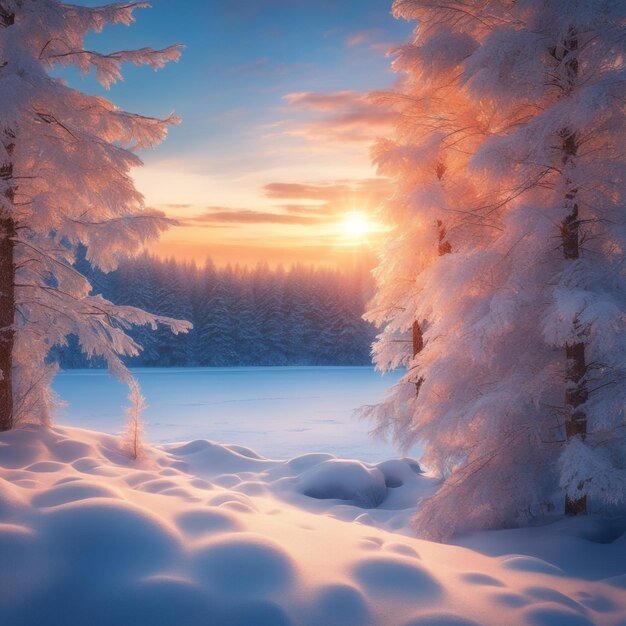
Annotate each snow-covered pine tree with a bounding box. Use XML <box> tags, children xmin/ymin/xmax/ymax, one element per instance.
<box><xmin>198</xmin><ymin>271</ymin><xmax>237</xmax><ymax>366</ymax></box>
<box><xmin>367</xmin><ymin>0</ymin><xmax>626</xmax><ymax>538</ymax></box>
<box><xmin>124</xmin><ymin>376</ymin><xmax>146</xmax><ymax>460</ymax></box>
<box><xmin>281</xmin><ymin>266</ymin><xmax>307</xmax><ymax>364</ymax></box>
<box><xmin>115</xmin><ymin>253</ymin><xmax>160</xmax><ymax>366</ymax></box>
<box><xmin>364</xmin><ymin>0</ymin><xmax>491</xmax><ymax>464</ymax></box>
<box><xmin>0</xmin><ymin>1</ymin><xmax>190</xmax><ymax>430</ymax></box>
<box><xmin>254</xmin><ymin>263</ymin><xmax>287</xmax><ymax>365</ymax></box>
<box><xmin>191</xmin><ymin>258</ymin><xmax>217</xmax><ymax>366</ymax></box>
<box><xmin>232</xmin><ymin>273</ymin><xmax>263</xmax><ymax>366</ymax></box>
<box><xmin>151</xmin><ymin>257</ymin><xmax>193</xmax><ymax>365</ymax></box>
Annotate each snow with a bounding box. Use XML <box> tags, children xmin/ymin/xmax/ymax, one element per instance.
<box><xmin>53</xmin><ymin>366</ymin><xmax>406</xmax><ymax>461</ymax></box>
<box><xmin>296</xmin><ymin>459</ymin><xmax>388</xmax><ymax>508</ymax></box>
<box><xmin>1</xmin><ymin>424</ymin><xmax>625</xmax><ymax>626</ymax></box>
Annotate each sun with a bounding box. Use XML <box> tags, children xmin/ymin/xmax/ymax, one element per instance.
<box><xmin>341</xmin><ymin>211</ymin><xmax>370</xmax><ymax>242</ymax></box>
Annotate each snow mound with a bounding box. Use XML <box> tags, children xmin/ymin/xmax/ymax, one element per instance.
<box><xmin>376</xmin><ymin>458</ymin><xmax>423</xmax><ymax>487</ymax></box>
<box><xmin>1</xmin><ymin>425</ymin><xmax>625</xmax><ymax>626</ymax></box>
<box><xmin>352</xmin><ymin>555</ymin><xmax>442</xmax><ymax>598</ymax></box>
<box><xmin>192</xmin><ymin>533</ymin><xmax>294</xmax><ymax>597</ymax></box>
<box><xmin>297</xmin><ymin>459</ymin><xmax>387</xmax><ymax>507</ymax></box>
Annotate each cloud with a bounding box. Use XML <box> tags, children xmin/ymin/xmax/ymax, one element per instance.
<box><xmin>175</xmin><ymin>178</ymin><xmax>392</xmax><ymax>229</ymax></box>
<box><xmin>264</xmin><ymin>178</ymin><xmax>390</xmax><ymax>202</ymax></box>
<box><xmin>345</xmin><ymin>28</ymin><xmax>383</xmax><ymax>48</ymax></box>
<box><xmin>183</xmin><ymin>207</ymin><xmax>326</xmax><ymax>226</ymax></box>
<box><xmin>282</xmin><ymin>90</ymin><xmax>396</xmax><ymax>144</ymax></box>
<box><xmin>263</xmin><ymin>181</ymin><xmax>352</xmax><ymax>201</ymax></box>
<box><xmin>211</xmin><ymin>107</ymin><xmax>248</xmax><ymax>123</ymax></box>
<box><xmin>285</xmin><ymin>90</ymin><xmax>365</xmax><ymax>111</ymax></box>
<box><xmin>277</xmin><ymin>203</ymin><xmax>337</xmax><ymax>215</ymax></box>
<box><xmin>263</xmin><ymin>178</ymin><xmax>392</xmax><ymax>217</ymax></box>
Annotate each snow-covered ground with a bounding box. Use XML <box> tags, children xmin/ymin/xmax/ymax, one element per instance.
<box><xmin>1</xmin><ymin>425</ymin><xmax>625</xmax><ymax>626</ymax></box>
<box><xmin>4</xmin><ymin>369</ymin><xmax>626</xmax><ymax>625</ymax></box>
<box><xmin>53</xmin><ymin>367</ymin><xmax>406</xmax><ymax>461</ymax></box>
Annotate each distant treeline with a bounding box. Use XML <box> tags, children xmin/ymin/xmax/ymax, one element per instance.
<box><xmin>51</xmin><ymin>254</ymin><xmax>377</xmax><ymax>368</ymax></box>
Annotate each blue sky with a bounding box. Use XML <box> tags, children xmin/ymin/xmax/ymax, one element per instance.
<box><xmin>66</xmin><ymin>0</ymin><xmax>413</xmax><ymax>266</ymax></box>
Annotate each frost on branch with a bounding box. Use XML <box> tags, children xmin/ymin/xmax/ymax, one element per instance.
<box><xmin>0</xmin><ymin>0</ymin><xmax>188</xmax><ymax>428</ymax></box>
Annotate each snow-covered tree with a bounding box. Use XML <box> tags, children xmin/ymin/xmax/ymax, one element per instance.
<box><xmin>123</xmin><ymin>377</ymin><xmax>146</xmax><ymax>460</ymax></box>
<box><xmin>365</xmin><ymin>1</ymin><xmax>489</xmax><ymax>389</ymax></box>
<box><xmin>232</xmin><ymin>276</ymin><xmax>263</xmax><ymax>366</ymax></box>
<box><xmin>367</xmin><ymin>0</ymin><xmax>626</xmax><ymax>538</ymax></box>
<box><xmin>254</xmin><ymin>263</ymin><xmax>287</xmax><ymax>365</ymax></box>
<box><xmin>197</xmin><ymin>271</ymin><xmax>237</xmax><ymax>366</ymax></box>
<box><xmin>0</xmin><ymin>1</ymin><xmax>190</xmax><ymax>430</ymax></box>
<box><xmin>151</xmin><ymin>258</ymin><xmax>193</xmax><ymax>365</ymax></box>
<box><xmin>115</xmin><ymin>253</ymin><xmax>160</xmax><ymax>366</ymax></box>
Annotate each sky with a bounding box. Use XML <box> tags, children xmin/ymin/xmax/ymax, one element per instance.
<box><xmin>68</xmin><ymin>0</ymin><xmax>413</xmax><ymax>267</ymax></box>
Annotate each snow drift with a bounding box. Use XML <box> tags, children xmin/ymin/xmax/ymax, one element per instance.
<box><xmin>0</xmin><ymin>425</ymin><xmax>625</xmax><ymax>626</ymax></box>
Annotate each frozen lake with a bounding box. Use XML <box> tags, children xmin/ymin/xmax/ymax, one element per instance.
<box><xmin>53</xmin><ymin>366</ymin><xmax>409</xmax><ymax>462</ymax></box>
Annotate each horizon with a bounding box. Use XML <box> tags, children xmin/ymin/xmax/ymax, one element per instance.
<box><xmin>116</xmin><ymin>246</ymin><xmax>378</xmax><ymax>273</ymax></box>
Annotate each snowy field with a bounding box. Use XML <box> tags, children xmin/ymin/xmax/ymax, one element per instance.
<box><xmin>53</xmin><ymin>367</ymin><xmax>406</xmax><ymax>461</ymax></box>
<box><xmin>0</xmin><ymin>368</ymin><xmax>623</xmax><ymax>626</ymax></box>
<box><xmin>1</xmin><ymin>425</ymin><xmax>625</xmax><ymax>626</ymax></box>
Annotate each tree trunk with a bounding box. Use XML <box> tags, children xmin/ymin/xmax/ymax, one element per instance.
<box><xmin>561</xmin><ymin>148</ymin><xmax>588</xmax><ymax>514</ymax></box>
<box><xmin>564</xmin><ymin>340</ymin><xmax>588</xmax><ymax>514</ymax></box>
<box><xmin>0</xmin><ymin>7</ymin><xmax>16</xmax><ymax>431</ymax></box>
<box><xmin>412</xmin><ymin>215</ymin><xmax>452</xmax><ymax>396</ymax></box>
<box><xmin>558</xmin><ymin>29</ymin><xmax>587</xmax><ymax>516</ymax></box>
<box><xmin>412</xmin><ymin>320</ymin><xmax>424</xmax><ymax>395</ymax></box>
<box><xmin>0</xmin><ymin>161</ymin><xmax>15</xmax><ymax>432</ymax></box>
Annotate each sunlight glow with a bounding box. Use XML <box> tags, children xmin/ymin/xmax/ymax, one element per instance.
<box><xmin>341</xmin><ymin>211</ymin><xmax>371</xmax><ymax>243</ymax></box>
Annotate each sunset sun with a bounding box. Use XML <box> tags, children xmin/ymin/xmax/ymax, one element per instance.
<box><xmin>341</xmin><ymin>211</ymin><xmax>370</xmax><ymax>242</ymax></box>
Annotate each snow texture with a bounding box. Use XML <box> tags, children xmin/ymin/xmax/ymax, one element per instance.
<box><xmin>0</xmin><ymin>425</ymin><xmax>624</xmax><ymax>626</ymax></box>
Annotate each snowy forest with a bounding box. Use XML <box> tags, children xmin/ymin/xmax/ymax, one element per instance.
<box><xmin>51</xmin><ymin>254</ymin><xmax>376</xmax><ymax>368</ymax></box>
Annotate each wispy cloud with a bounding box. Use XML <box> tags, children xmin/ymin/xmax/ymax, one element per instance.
<box><xmin>281</xmin><ymin>90</ymin><xmax>396</xmax><ymax>144</ymax></box>
<box><xmin>277</xmin><ymin>203</ymin><xmax>338</xmax><ymax>215</ymax></box>
<box><xmin>183</xmin><ymin>207</ymin><xmax>327</xmax><ymax>226</ymax></box>
<box><xmin>176</xmin><ymin>177</ymin><xmax>392</xmax><ymax>229</ymax></box>
<box><xmin>263</xmin><ymin>178</ymin><xmax>391</xmax><ymax>217</ymax></box>
<box><xmin>284</xmin><ymin>90</ymin><xmax>365</xmax><ymax>111</ymax></box>
<box><xmin>263</xmin><ymin>181</ymin><xmax>352</xmax><ymax>201</ymax></box>
<box><xmin>345</xmin><ymin>28</ymin><xmax>383</xmax><ymax>48</ymax></box>
<box><xmin>264</xmin><ymin>178</ymin><xmax>390</xmax><ymax>202</ymax></box>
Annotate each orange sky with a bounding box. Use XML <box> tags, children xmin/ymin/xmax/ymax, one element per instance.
<box><xmin>134</xmin><ymin>164</ymin><xmax>392</xmax><ymax>269</ymax></box>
